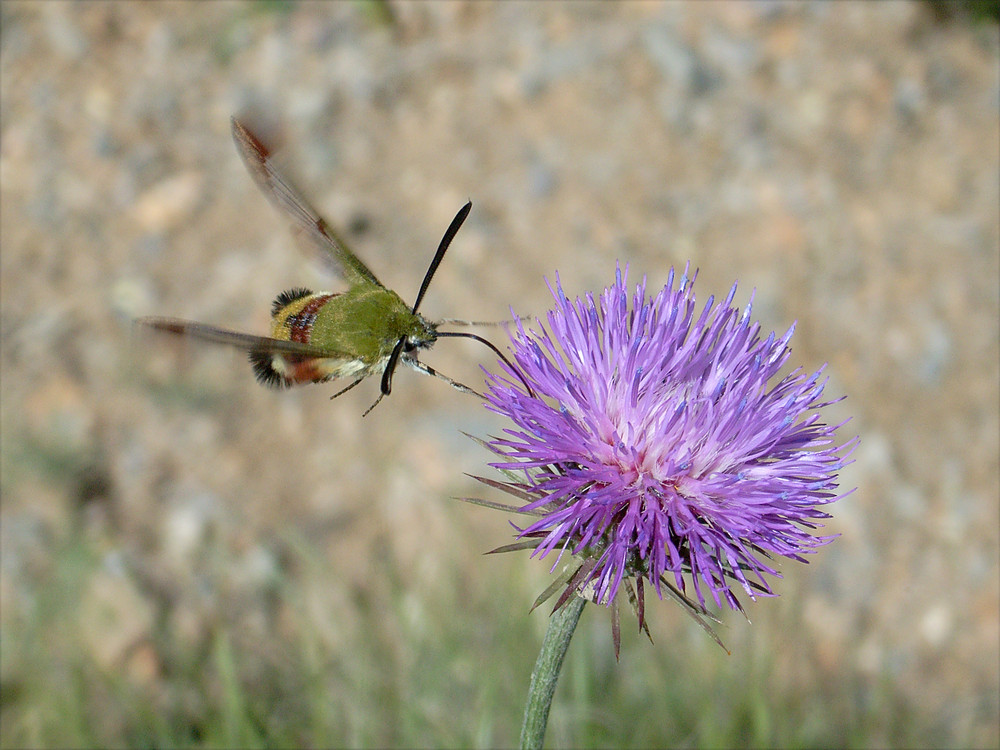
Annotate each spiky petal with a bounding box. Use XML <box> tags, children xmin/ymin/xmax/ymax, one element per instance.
<box><xmin>482</xmin><ymin>264</ymin><xmax>856</xmax><ymax>619</ymax></box>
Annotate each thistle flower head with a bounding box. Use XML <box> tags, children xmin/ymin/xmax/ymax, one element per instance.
<box><xmin>478</xmin><ymin>265</ymin><xmax>855</xmax><ymax>643</ymax></box>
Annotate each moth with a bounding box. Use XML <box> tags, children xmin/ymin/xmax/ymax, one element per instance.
<box><xmin>138</xmin><ymin>117</ymin><xmax>528</xmax><ymax>415</ymax></box>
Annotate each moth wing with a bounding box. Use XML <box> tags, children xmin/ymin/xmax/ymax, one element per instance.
<box><xmin>137</xmin><ymin>317</ymin><xmax>352</xmax><ymax>360</ymax></box>
<box><xmin>230</xmin><ymin>117</ymin><xmax>382</xmax><ymax>289</ymax></box>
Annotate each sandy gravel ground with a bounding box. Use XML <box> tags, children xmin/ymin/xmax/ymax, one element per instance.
<box><xmin>1</xmin><ymin>2</ymin><xmax>997</xmax><ymax>745</ymax></box>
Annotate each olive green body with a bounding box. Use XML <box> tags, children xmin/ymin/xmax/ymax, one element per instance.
<box><xmin>298</xmin><ymin>285</ymin><xmax>433</xmax><ymax>360</ymax></box>
<box><xmin>259</xmin><ymin>284</ymin><xmax>436</xmax><ymax>386</ymax></box>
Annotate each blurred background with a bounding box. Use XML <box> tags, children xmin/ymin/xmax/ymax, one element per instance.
<box><xmin>1</xmin><ymin>2</ymin><xmax>997</xmax><ymax>747</ymax></box>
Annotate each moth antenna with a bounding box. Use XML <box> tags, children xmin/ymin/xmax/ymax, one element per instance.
<box><xmin>435</xmin><ymin>331</ymin><xmax>535</xmax><ymax>397</ymax></box>
<box><xmin>378</xmin><ymin>201</ymin><xmax>473</xmax><ymax>404</ymax></box>
<box><xmin>411</xmin><ymin>201</ymin><xmax>472</xmax><ymax>314</ymax></box>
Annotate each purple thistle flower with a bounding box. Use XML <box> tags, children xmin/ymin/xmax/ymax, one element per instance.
<box><xmin>478</xmin><ymin>264</ymin><xmax>855</xmax><ymax>642</ymax></box>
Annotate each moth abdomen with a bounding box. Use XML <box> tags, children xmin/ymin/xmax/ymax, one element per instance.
<box><xmin>272</xmin><ymin>287</ymin><xmax>314</xmax><ymax>316</ymax></box>
<box><xmin>249</xmin><ymin>350</ymin><xmax>290</xmax><ymax>388</ymax></box>
<box><xmin>249</xmin><ymin>349</ymin><xmax>342</xmax><ymax>388</ymax></box>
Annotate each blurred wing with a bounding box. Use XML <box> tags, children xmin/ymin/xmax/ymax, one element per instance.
<box><xmin>137</xmin><ymin>317</ymin><xmax>352</xmax><ymax>360</ymax></box>
<box><xmin>230</xmin><ymin>117</ymin><xmax>381</xmax><ymax>288</ymax></box>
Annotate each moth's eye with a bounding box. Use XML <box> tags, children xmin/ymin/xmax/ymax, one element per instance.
<box><xmin>404</xmin><ymin>340</ymin><xmax>417</xmax><ymax>353</ymax></box>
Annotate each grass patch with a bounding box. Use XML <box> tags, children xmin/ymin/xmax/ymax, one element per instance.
<box><xmin>0</xmin><ymin>528</ymin><xmax>982</xmax><ymax>748</ymax></box>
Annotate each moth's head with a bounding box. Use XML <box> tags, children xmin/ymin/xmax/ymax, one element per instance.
<box><xmin>405</xmin><ymin>315</ymin><xmax>438</xmax><ymax>352</ymax></box>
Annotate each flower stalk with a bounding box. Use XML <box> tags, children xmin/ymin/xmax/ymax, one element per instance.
<box><xmin>519</xmin><ymin>594</ymin><xmax>587</xmax><ymax>750</ymax></box>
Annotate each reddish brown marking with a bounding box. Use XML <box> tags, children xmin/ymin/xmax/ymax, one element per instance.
<box><xmin>286</xmin><ymin>295</ymin><xmax>333</xmax><ymax>344</ymax></box>
<box><xmin>241</xmin><ymin>124</ymin><xmax>271</xmax><ymax>158</ymax></box>
<box><xmin>286</xmin><ymin>357</ymin><xmax>328</xmax><ymax>384</ymax></box>
<box><xmin>153</xmin><ymin>321</ymin><xmax>187</xmax><ymax>335</ymax></box>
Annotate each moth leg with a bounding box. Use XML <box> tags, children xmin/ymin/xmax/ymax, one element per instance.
<box><xmin>404</xmin><ymin>358</ymin><xmax>485</xmax><ymax>400</ymax></box>
<box><xmin>362</xmin><ymin>392</ymin><xmax>385</xmax><ymax>418</ymax></box>
<box><xmin>330</xmin><ymin>377</ymin><xmax>365</xmax><ymax>401</ymax></box>
<box><xmin>437</xmin><ymin>313</ymin><xmax>531</xmax><ymax>327</ymax></box>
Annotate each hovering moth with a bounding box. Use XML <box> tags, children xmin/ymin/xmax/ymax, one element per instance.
<box><xmin>138</xmin><ymin>117</ymin><xmax>527</xmax><ymax>415</ymax></box>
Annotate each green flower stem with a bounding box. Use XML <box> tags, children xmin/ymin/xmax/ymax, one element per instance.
<box><xmin>519</xmin><ymin>595</ymin><xmax>587</xmax><ymax>750</ymax></box>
